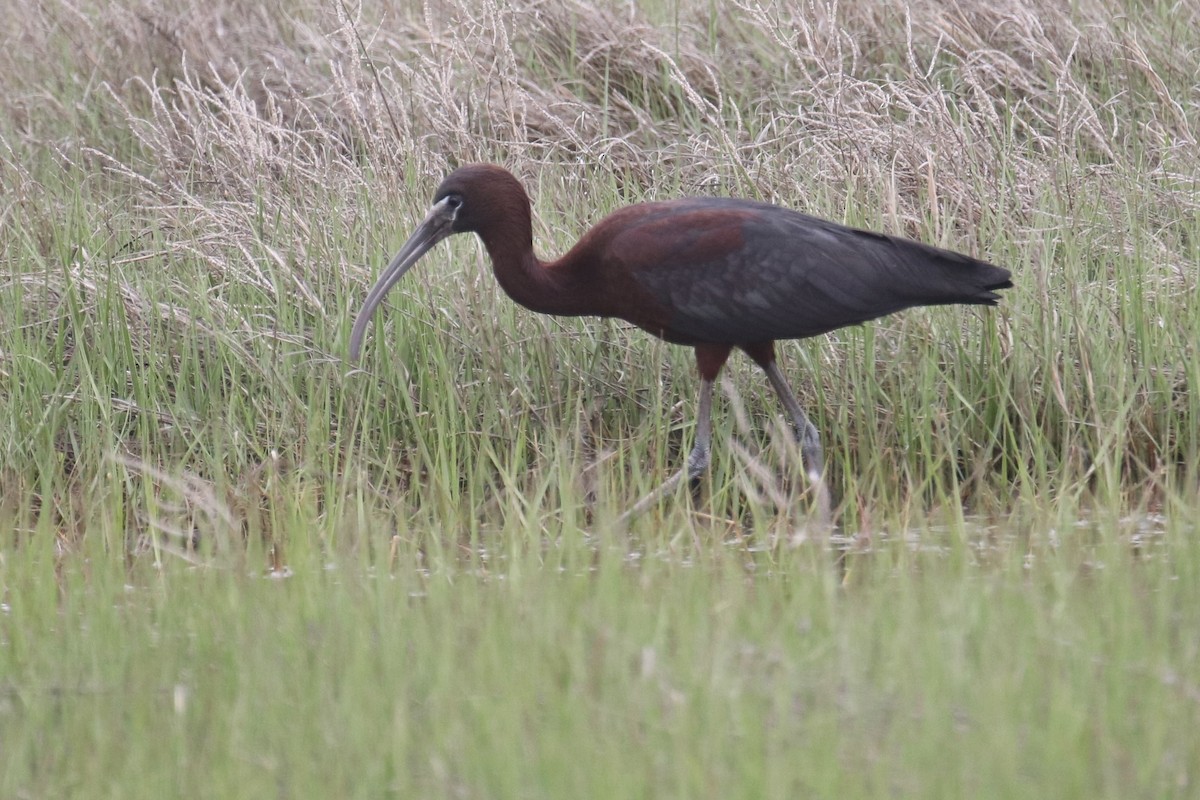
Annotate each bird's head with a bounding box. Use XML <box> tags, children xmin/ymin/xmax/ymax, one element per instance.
<box><xmin>348</xmin><ymin>164</ymin><xmax>530</xmax><ymax>361</ymax></box>
<box><xmin>433</xmin><ymin>163</ymin><xmax>530</xmax><ymax>239</ymax></box>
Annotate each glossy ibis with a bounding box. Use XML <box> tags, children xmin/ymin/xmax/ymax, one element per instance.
<box><xmin>350</xmin><ymin>164</ymin><xmax>1012</xmax><ymax>524</ymax></box>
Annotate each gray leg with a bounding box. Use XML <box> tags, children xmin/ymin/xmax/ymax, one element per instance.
<box><xmin>762</xmin><ymin>361</ymin><xmax>832</xmax><ymax>526</ymax></box>
<box><xmin>686</xmin><ymin>377</ymin><xmax>714</xmax><ymax>479</ymax></box>
<box><xmin>620</xmin><ymin>377</ymin><xmax>715</xmax><ymax>525</ymax></box>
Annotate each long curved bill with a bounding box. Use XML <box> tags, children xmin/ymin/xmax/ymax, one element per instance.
<box><xmin>349</xmin><ymin>197</ymin><xmax>458</xmax><ymax>361</ymax></box>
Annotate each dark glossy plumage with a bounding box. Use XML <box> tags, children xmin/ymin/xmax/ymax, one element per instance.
<box><xmin>350</xmin><ymin>164</ymin><xmax>1013</xmax><ymax>524</ymax></box>
<box><xmin>553</xmin><ymin>196</ymin><xmax>1010</xmax><ymax>346</ymax></box>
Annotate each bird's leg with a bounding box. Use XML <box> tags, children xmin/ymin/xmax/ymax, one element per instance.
<box><xmin>686</xmin><ymin>376</ymin><xmax>714</xmax><ymax>480</ymax></box>
<box><xmin>619</xmin><ymin>377</ymin><xmax>714</xmax><ymax>525</ymax></box>
<box><xmin>618</xmin><ymin>345</ymin><xmax>729</xmax><ymax>526</ymax></box>
<box><xmin>761</xmin><ymin>359</ymin><xmax>832</xmax><ymax>527</ymax></box>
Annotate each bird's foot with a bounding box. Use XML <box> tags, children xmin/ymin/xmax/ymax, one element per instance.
<box><xmin>618</xmin><ymin>466</ymin><xmax>688</xmax><ymax>527</ymax></box>
<box><xmin>797</xmin><ymin>435</ymin><xmax>832</xmax><ymax>531</ymax></box>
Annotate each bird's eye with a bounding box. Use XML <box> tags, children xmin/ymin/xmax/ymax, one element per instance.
<box><xmin>445</xmin><ymin>195</ymin><xmax>463</xmax><ymax>211</ymax></box>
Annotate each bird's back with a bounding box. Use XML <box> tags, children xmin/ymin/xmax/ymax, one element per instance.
<box><xmin>590</xmin><ymin>197</ymin><xmax>1011</xmax><ymax>345</ymax></box>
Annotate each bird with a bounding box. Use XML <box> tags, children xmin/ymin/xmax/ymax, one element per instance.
<box><xmin>350</xmin><ymin>163</ymin><xmax>1012</xmax><ymax>525</ymax></box>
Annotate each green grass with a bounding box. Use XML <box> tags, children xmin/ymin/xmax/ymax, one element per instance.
<box><xmin>2</xmin><ymin>0</ymin><xmax>1199</xmax><ymax>795</ymax></box>
<box><xmin>3</xmin><ymin>519</ymin><xmax>1198</xmax><ymax>798</ymax></box>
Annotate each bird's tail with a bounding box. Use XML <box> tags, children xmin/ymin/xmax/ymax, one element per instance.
<box><xmin>902</xmin><ymin>242</ymin><xmax>1013</xmax><ymax>307</ymax></box>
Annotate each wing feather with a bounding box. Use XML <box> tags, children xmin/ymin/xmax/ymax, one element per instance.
<box><xmin>608</xmin><ymin>199</ymin><xmax>1008</xmax><ymax>345</ymax></box>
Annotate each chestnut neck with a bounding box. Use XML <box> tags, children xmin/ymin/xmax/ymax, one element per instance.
<box><xmin>474</xmin><ymin>208</ymin><xmax>588</xmax><ymax>317</ymax></box>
